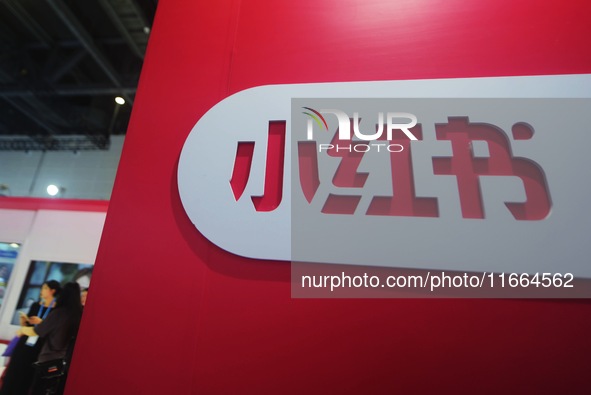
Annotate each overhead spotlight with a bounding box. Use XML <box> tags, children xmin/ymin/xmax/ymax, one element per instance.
<box><xmin>115</xmin><ymin>96</ymin><xmax>126</xmax><ymax>105</ymax></box>
<box><xmin>46</xmin><ymin>184</ymin><xmax>65</xmax><ymax>197</ymax></box>
<box><xmin>9</xmin><ymin>243</ymin><xmax>19</xmax><ymax>249</ymax></box>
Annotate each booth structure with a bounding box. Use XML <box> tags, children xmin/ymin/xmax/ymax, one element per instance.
<box><xmin>0</xmin><ymin>199</ymin><xmax>107</xmax><ymax>339</ymax></box>
<box><xmin>4</xmin><ymin>1</ymin><xmax>590</xmax><ymax>394</ymax></box>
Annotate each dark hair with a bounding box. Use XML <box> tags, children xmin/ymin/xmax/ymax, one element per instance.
<box><xmin>56</xmin><ymin>282</ymin><xmax>82</xmax><ymax>310</ymax></box>
<box><xmin>52</xmin><ymin>282</ymin><xmax>82</xmax><ymax>359</ymax></box>
<box><xmin>44</xmin><ymin>280</ymin><xmax>61</xmax><ymax>295</ymax></box>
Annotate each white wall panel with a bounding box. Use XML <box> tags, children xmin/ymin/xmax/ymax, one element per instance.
<box><xmin>0</xmin><ymin>207</ymin><xmax>106</xmax><ymax>339</ymax></box>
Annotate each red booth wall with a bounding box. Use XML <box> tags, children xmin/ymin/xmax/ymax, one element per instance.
<box><xmin>66</xmin><ymin>1</ymin><xmax>591</xmax><ymax>394</ymax></box>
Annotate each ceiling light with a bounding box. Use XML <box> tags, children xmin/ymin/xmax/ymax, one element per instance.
<box><xmin>9</xmin><ymin>243</ymin><xmax>19</xmax><ymax>248</ymax></box>
<box><xmin>115</xmin><ymin>96</ymin><xmax>125</xmax><ymax>105</ymax></box>
<box><xmin>47</xmin><ymin>184</ymin><xmax>60</xmax><ymax>196</ymax></box>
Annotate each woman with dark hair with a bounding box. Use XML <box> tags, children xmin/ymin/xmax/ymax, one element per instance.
<box><xmin>0</xmin><ymin>280</ymin><xmax>61</xmax><ymax>395</ymax></box>
<box><xmin>18</xmin><ymin>282</ymin><xmax>83</xmax><ymax>395</ymax></box>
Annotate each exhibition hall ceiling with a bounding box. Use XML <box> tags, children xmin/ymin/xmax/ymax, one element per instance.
<box><xmin>0</xmin><ymin>0</ymin><xmax>157</xmax><ymax>151</ymax></box>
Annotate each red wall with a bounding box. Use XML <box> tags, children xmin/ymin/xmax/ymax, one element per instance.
<box><xmin>66</xmin><ymin>1</ymin><xmax>591</xmax><ymax>394</ymax></box>
<box><xmin>0</xmin><ymin>197</ymin><xmax>108</xmax><ymax>213</ymax></box>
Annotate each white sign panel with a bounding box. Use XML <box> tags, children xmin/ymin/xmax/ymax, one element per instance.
<box><xmin>177</xmin><ymin>74</ymin><xmax>591</xmax><ymax>278</ymax></box>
